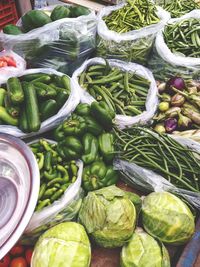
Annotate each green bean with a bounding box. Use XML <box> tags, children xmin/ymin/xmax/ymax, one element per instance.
<box><xmin>115</xmin><ymin>126</ymin><xmax>200</xmax><ymax>192</ymax></box>
<box><xmin>164</xmin><ymin>18</ymin><xmax>200</xmax><ymax>58</ymax></box>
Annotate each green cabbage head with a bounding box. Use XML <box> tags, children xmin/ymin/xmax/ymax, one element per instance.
<box><xmin>78</xmin><ymin>185</ymin><xmax>138</xmax><ymax>248</ymax></box>
<box><xmin>120</xmin><ymin>228</ymin><xmax>170</xmax><ymax>267</ymax></box>
<box><xmin>142</xmin><ymin>192</ymin><xmax>195</xmax><ymax>245</ymax></box>
<box><xmin>31</xmin><ymin>222</ymin><xmax>91</xmax><ymax>267</ymax></box>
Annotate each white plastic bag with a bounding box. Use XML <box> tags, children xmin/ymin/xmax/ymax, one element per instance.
<box><xmin>149</xmin><ymin>10</ymin><xmax>200</xmax><ymax>80</ymax></box>
<box><xmin>114</xmin><ymin>135</ymin><xmax>200</xmax><ymax>209</ymax></box>
<box><xmin>0</xmin><ymin>68</ymin><xmax>80</xmax><ymax>138</ymax></box>
<box><xmin>0</xmin><ymin>50</ymin><xmax>26</xmax><ymax>84</ymax></box>
<box><xmin>97</xmin><ymin>3</ymin><xmax>170</xmax><ymax>65</ymax></box>
<box><xmin>21</xmin><ymin>138</ymin><xmax>84</xmax><ymax>244</ymax></box>
<box><xmin>0</xmin><ymin>5</ymin><xmax>97</xmax><ymax>75</ymax></box>
<box><xmin>72</xmin><ymin>57</ymin><xmax>158</xmax><ymax>128</ymax></box>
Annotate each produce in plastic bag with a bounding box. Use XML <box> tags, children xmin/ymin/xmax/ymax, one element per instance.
<box><xmin>0</xmin><ymin>68</ymin><xmax>79</xmax><ymax>138</ymax></box>
<box><xmin>120</xmin><ymin>228</ymin><xmax>170</xmax><ymax>267</ymax></box>
<box><xmin>0</xmin><ymin>50</ymin><xmax>26</xmax><ymax>84</ymax></box>
<box><xmin>72</xmin><ymin>57</ymin><xmax>158</xmax><ymax>128</ymax></box>
<box><xmin>114</xmin><ymin>127</ymin><xmax>200</xmax><ymax>209</ymax></box>
<box><xmin>148</xmin><ymin>10</ymin><xmax>200</xmax><ymax>80</ymax></box>
<box><xmin>0</xmin><ymin>5</ymin><xmax>96</xmax><ymax>75</ymax></box>
<box><xmin>97</xmin><ymin>1</ymin><xmax>170</xmax><ymax>65</ymax></box>
<box><xmin>31</xmin><ymin>222</ymin><xmax>91</xmax><ymax>267</ymax></box>
<box><xmin>154</xmin><ymin>0</ymin><xmax>200</xmax><ymax>18</ymax></box>
<box><xmin>142</xmin><ymin>192</ymin><xmax>195</xmax><ymax>245</ymax></box>
<box><xmin>21</xmin><ymin>139</ymin><xmax>83</xmax><ymax>244</ymax></box>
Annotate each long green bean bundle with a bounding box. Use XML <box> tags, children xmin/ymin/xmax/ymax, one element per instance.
<box><xmin>163</xmin><ymin>0</ymin><xmax>200</xmax><ymax>18</ymax></box>
<box><xmin>164</xmin><ymin>18</ymin><xmax>200</xmax><ymax>58</ymax></box>
<box><xmin>115</xmin><ymin>126</ymin><xmax>200</xmax><ymax>192</ymax></box>
<box><xmin>104</xmin><ymin>0</ymin><xmax>160</xmax><ymax>33</ymax></box>
<box><xmin>79</xmin><ymin>62</ymin><xmax>150</xmax><ymax>116</ymax></box>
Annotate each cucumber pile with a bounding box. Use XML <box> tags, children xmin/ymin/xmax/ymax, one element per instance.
<box><xmin>0</xmin><ymin>73</ymin><xmax>70</xmax><ymax>133</ymax></box>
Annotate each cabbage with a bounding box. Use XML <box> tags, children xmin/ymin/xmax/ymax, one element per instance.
<box><xmin>78</xmin><ymin>185</ymin><xmax>139</xmax><ymax>248</ymax></box>
<box><xmin>142</xmin><ymin>192</ymin><xmax>195</xmax><ymax>245</ymax></box>
<box><xmin>121</xmin><ymin>228</ymin><xmax>170</xmax><ymax>267</ymax></box>
<box><xmin>31</xmin><ymin>222</ymin><xmax>91</xmax><ymax>267</ymax></box>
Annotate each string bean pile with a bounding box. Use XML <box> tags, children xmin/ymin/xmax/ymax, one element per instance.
<box><xmin>164</xmin><ymin>18</ymin><xmax>200</xmax><ymax>58</ymax></box>
<box><xmin>162</xmin><ymin>0</ymin><xmax>200</xmax><ymax>18</ymax></box>
<box><xmin>79</xmin><ymin>62</ymin><xmax>150</xmax><ymax>116</ymax></box>
<box><xmin>104</xmin><ymin>0</ymin><xmax>160</xmax><ymax>33</ymax></box>
<box><xmin>114</xmin><ymin>126</ymin><xmax>200</xmax><ymax>193</ymax></box>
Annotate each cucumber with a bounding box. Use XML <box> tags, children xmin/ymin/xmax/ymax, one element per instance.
<box><xmin>0</xmin><ymin>88</ymin><xmax>6</xmax><ymax>106</ymax></box>
<box><xmin>4</xmin><ymin>95</ymin><xmax>20</xmax><ymax>118</ymax></box>
<box><xmin>19</xmin><ymin>108</ymin><xmax>29</xmax><ymax>133</ymax></box>
<box><xmin>7</xmin><ymin>77</ymin><xmax>24</xmax><ymax>104</ymax></box>
<box><xmin>56</xmin><ymin>91</ymin><xmax>69</xmax><ymax>110</ymax></box>
<box><xmin>3</xmin><ymin>24</ymin><xmax>23</xmax><ymax>35</ymax></box>
<box><xmin>23</xmin><ymin>82</ymin><xmax>41</xmax><ymax>132</ymax></box>
<box><xmin>34</xmin><ymin>82</ymin><xmax>57</xmax><ymax>99</ymax></box>
<box><xmin>61</xmin><ymin>75</ymin><xmax>71</xmax><ymax>92</ymax></box>
<box><xmin>21</xmin><ymin>73</ymin><xmax>47</xmax><ymax>82</ymax></box>
<box><xmin>30</xmin><ymin>75</ymin><xmax>52</xmax><ymax>84</ymax></box>
<box><xmin>40</xmin><ymin>99</ymin><xmax>57</xmax><ymax>121</ymax></box>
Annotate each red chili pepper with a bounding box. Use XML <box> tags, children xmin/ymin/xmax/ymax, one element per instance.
<box><xmin>0</xmin><ymin>254</ymin><xmax>10</xmax><ymax>267</ymax></box>
<box><xmin>0</xmin><ymin>60</ymin><xmax>8</xmax><ymax>67</ymax></box>
<box><xmin>0</xmin><ymin>56</ymin><xmax>17</xmax><ymax>67</ymax></box>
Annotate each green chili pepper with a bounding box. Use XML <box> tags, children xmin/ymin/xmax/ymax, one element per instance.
<box><xmin>37</xmin><ymin>153</ymin><xmax>44</xmax><ymax>170</ymax></box>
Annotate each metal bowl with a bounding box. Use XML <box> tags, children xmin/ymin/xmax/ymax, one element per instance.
<box><xmin>0</xmin><ymin>133</ymin><xmax>40</xmax><ymax>259</ymax></box>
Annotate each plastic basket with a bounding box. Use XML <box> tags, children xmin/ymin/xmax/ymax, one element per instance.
<box><xmin>0</xmin><ymin>0</ymin><xmax>18</xmax><ymax>30</ymax></box>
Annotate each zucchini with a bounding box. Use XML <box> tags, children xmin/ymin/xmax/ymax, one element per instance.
<box><xmin>56</xmin><ymin>91</ymin><xmax>69</xmax><ymax>110</ymax></box>
<box><xmin>21</xmin><ymin>73</ymin><xmax>47</xmax><ymax>82</ymax></box>
<box><xmin>7</xmin><ymin>77</ymin><xmax>24</xmax><ymax>104</ymax></box>
<box><xmin>69</xmin><ymin>6</ymin><xmax>90</xmax><ymax>18</ymax></box>
<box><xmin>3</xmin><ymin>24</ymin><xmax>23</xmax><ymax>35</ymax></box>
<box><xmin>4</xmin><ymin>95</ymin><xmax>20</xmax><ymax>118</ymax></box>
<box><xmin>40</xmin><ymin>99</ymin><xmax>57</xmax><ymax>121</ymax></box>
<box><xmin>19</xmin><ymin>108</ymin><xmax>29</xmax><ymax>133</ymax></box>
<box><xmin>34</xmin><ymin>82</ymin><xmax>57</xmax><ymax>99</ymax></box>
<box><xmin>23</xmin><ymin>82</ymin><xmax>41</xmax><ymax>132</ymax></box>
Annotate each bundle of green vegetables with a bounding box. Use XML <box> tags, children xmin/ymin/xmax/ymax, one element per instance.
<box><xmin>164</xmin><ymin>18</ymin><xmax>200</xmax><ymax>58</ymax></box>
<box><xmin>30</xmin><ymin>139</ymin><xmax>79</xmax><ymax>211</ymax></box>
<box><xmin>0</xmin><ymin>72</ymin><xmax>70</xmax><ymax>133</ymax></box>
<box><xmin>78</xmin><ymin>61</ymin><xmax>151</xmax><ymax>116</ymax></box>
<box><xmin>104</xmin><ymin>0</ymin><xmax>160</xmax><ymax>33</ymax></box>
<box><xmin>115</xmin><ymin>126</ymin><xmax>200</xmax><ymax>193</ymax></box>
<box><xmin>53</xmin><ymin>102</ymin><xmax>119</xmax><ymax>191</ymax></box>
<box><xmin>3</xmin><ymin>5</ymin><xmax>90</xmax><ymax>35</ymax></box>
<box><xmin>159</xmin><ymin>0</ymin><xmax>200</xmax><ymax>18</ymax></box>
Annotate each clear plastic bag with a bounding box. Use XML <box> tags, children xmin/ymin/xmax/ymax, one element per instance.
<box><xmin>114</xmin><ymin>135</ymin><xmax>200</xmax><ymax>209</ymax></box>
<box><xmin>21</xmin><ymin>139</ymin><xmax>84</xmax><ymax>244</ymax></box>
<box><xmin>97</xmin><ymin>3</ymin><xmax>170</xmax><ymax>65</ymax></box>
<box><xmin>0</xmin><ymin>5</ymin><xmax>97</xmax><ymax>75</ymax></box>
<box><xmin>72</xmin><ymin>57</ymin><xmax>158</xmax><ymax>128</ymax></box>
<box><xmin>0</xmin><ymin>50</ymin><xmax>26</xmax><ymax>84</ymax></box>
<box><xmin>148</xmin><ymin>10</ymin><xmax>200</xmax><ymax>80</ymax></box>
<box><xmin>0</xmin><ymin>68</ymin><xmax>80</xmax><ymax>138</ymax></box>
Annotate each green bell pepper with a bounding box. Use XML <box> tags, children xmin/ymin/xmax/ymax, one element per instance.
<box><xmin>98</xmin><ymin>132</ymin><xmax>115</xmax><ymax>162</ymax></box>
<box><xmin>62</xmin><ymin>114</ymin><xmax>86</xmax><ymax>136</ymax></box>
<box><xmin>85</xmin><ymin>116</ymin><xmax>103</xmax><ymax>136</ymax></box>
<box><xmin>82</xmin><ymin>133</ymin><xmax>99</xmax><ymax>164</ymax></box>
<box><xmin>54</xmin><ymin>124</ymin><xmax>65</xmax><ymax>141</ymax></box>
<box><xmin>57</xmin><ymin>136</ymin><xmax>83</xmax><ymax>160</ymax></box>
<box><xmin>91</xmin><ymin>101</ymin><xmax>115</xmax><ymax>130</ymax></box>
<box><xmin>75</xmin><ymin>103</ymin><xmax>91</xmax><ymax>116</ymax></box>
<box><xmin>82</xmin><ymin>161</ymin><xmax>119</xmax><ymax>191</ymax></box>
